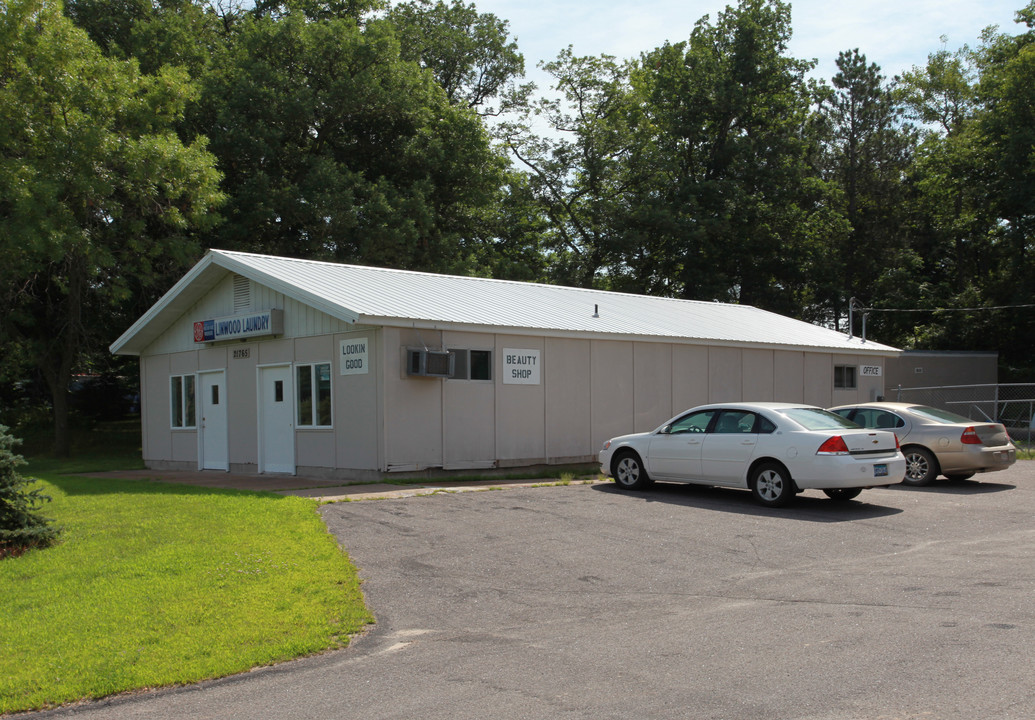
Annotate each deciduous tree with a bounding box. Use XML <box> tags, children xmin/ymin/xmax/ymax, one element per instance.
<box><xmin>0</xmin><ymin>0</ymin><xmax>223</xmax><ymax>455</ymax></box>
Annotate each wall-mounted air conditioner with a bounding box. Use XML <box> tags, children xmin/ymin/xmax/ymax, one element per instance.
<box><xmin>406</xmin><ymin>348</ymin><xmax>453</xmax><ymax>378</ymax></box>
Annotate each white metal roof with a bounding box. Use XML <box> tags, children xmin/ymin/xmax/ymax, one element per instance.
<box><xmin>110</xmin><ymin>249</ymin><xmax>899</xmax><ymax>356</ymax></box>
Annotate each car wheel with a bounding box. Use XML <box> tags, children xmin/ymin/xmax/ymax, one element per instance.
<box><xmin>945</xmin><ymin>472</ymin><xmax>975</xmax><ymax>482</ymax></box>
<box><xmin>902</xmin><ymin>446</ymin><xmax>939</xmax><ymax>486</ymax></box>
<box><xmin>612</xmin><ymin>451</ymin><xmax>652</xmax><ymax>491</ymax></box>
<box><xmin>750</xmin><ymin>462</ymin><xmax>795</xmax><ymax>507</ymax></box>
<box><xmin>823</xmin><ymin>488</ymin><xmax>863</xmax><ymax>502</ymax></box>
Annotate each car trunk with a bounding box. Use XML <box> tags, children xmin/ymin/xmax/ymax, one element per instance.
<box><xmin>973</xmin><ymin>424</ymin><xmax>1010</xmax><ymax>446</ymax></box>
<box><xmin>841</xmin><ymin>430</ymin><xmax>899</xmax><ymax>455</ymax></box>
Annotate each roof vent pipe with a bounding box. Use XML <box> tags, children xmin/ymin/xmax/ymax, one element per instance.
<box><xmin>592</xmin><ymin>304</ymin><xmax>599</xmax><ymax>318</ymax></box>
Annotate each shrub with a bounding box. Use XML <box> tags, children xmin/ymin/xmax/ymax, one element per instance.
<box><xmin>0</xmin><ymin>425</ymin><xmax>60</xmax><ymax>557</ymax></box>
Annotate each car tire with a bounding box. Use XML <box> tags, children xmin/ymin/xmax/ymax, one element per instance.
<box><xmin>749</xmin><ymin>462</ymin><xmax>795</xmax><ymax>507</ymax></box>
<box><xmin>945</xmin><ymin>472</ymin><xmax>975</xmax><ymax>482</ymax></box>
<box><xmin>612</xmin><ymin>451</ymin><xmax>652</xmax><ymax>491</ymax></box>
<box><xmin>823</xmin><ymin>488</ymin><xmax>863</xmax><ymax>501</ymax></box>
<box><xmin>902</xmin><ymin>446</ymin><xmax>939</xmax><ymax>486</ymax></box>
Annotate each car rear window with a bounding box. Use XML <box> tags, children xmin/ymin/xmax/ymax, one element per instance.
<box><xmin>906</xmin><ymin>405</ymin><xmax>972</xmax><ymax>424</ymax></box>
<box><xmin>779</xmin><ymin>407</ymin><xmax>861</xmax><ymax>430</ymax></box>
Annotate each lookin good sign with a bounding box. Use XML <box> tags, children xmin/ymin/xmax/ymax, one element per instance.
<box><xmin>503</xmin><ymin>348</ymin><xmax>541</xmax><ymax>385</ymax></box>
<box><xmin>340</xmin><ymin>337</ymin><xmax>369</xmax><ymax>375</ymax></box>
<box><xmin>193</xmin><ymin>309</ymin><xmax>283</xmax><ymax>343</ymax></box>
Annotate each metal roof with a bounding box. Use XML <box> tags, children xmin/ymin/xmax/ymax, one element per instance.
<box><xmin>110</xmin><ymin>249</ymin><xmax>899</xmax><ymax>356</ymax></box>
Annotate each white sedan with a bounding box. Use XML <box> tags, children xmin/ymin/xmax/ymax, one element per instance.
<box><xmin>599</xmin><ymin>402</ymin><xmax>906</xmax><ymax>507</ymax></box>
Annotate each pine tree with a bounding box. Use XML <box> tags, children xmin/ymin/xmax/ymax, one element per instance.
<box><xmin>0</xmin><ymin>426</ymin><xmax>60</xmax><ymax>557</ymax></box>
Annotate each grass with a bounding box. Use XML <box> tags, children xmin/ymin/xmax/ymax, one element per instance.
<box><xmin>0</xmin><ymin>463</ymin><xmax>373</xmax><ymax>714</ymax></box>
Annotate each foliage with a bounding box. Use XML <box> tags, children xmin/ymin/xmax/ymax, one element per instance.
<box><xmin>0</xmin><ymin>426</ymin><xmax>59</xmax><ymax>554</ymax></box>
<box><xmin>0</xmin><ymin>0</ymin><xmax>224</xmax><ymax>455</ymax></box>
<box><xmin>0</xmin><ymin>472</ymin><xmax>373</xmax><ymax>714</ymax></box>
<box><xmin>388</xmin><ymin>0</ymin><xmax>530</xmax><ymax>115</ymax></box>
<box><xmin>189</xmin><ymin>11</ymin><xmax>508</xmax><ymax>273</ymax></box>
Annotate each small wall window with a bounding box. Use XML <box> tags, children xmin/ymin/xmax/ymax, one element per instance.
<box><xmin>448</xmin><ymin>349</ymin><xmax>493</xmax><ymax>381</ymax></box>
<box><xmin>170</xmin><ymin>374</ymin><xmax>196</xmax><ymax>428</ymax></box>
<box><xmin>297</xmin><ymin>363</ymin><xmax>332</xmax><ymax>427</ymax></box>
<box><xmin>834</xmin><ymin>365</ymin><xmax>857</xmax><ymax>389</ymax></box>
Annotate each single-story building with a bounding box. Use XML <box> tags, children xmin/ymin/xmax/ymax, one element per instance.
<box><xmin>884</xmin><ymin>350</ymin><xmax>999</xmax><ymax>392</ymax></box>
<box><xmin>110</xmin><ymin>250</ymin><xmax>900</xmax><ymax>479</ymax></box>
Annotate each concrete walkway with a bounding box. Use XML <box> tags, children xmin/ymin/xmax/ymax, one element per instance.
<box><xmin>83</xmin><ymin>468</ymin><xmax>603</xmax><ymax>502</ymax></box>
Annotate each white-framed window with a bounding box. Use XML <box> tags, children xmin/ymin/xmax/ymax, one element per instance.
<box><xmin>296</xmin><ymin>362</ymin><xmax>332</xmax><ymax>427</ymax></box>
<box><xmin>834</xmin><ymin>365</ymin><xmax>857</xmax><ymax>389</ymax></box>
<box><xmin>170</xmin><ymin>374</ymin><xmax>196</xmax><ymax>428</ymax></box>
<box><xmin>448</xmin><ymin>349</ymin><xmax>493</xmax><ymax>381</ymax></box>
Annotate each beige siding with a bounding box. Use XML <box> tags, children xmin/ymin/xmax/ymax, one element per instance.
<box><xmin>226</xmin><ymin>344</ymin><xmax>258</xmax><ymax>466</ymax></box>
<box><xmin>773</xmin><ymin>350</ymin><xmax>805</xmax><ymax>401</ymax></box>
<box><xmin>382</xmin><ymin>327</ymin><xmax>445</xmax><ymax>470</ymax></box>
<box><xmin>442</xmin><ymin>331</ymin><xmax>496</xmax><ymax>469</ymax></box>
<box><xmin>742</xmin><ymin>349</ymin><xmax>775</xmax><ymax>401</ymax></box>
<box><xmin>709</xmin><ymin>347</ymin><xmax>742</xmax><ymax>402</ymax></box>
<box><xmin>495</xmin><ymin>335</ymin><xmax>546</xmax><ymax>464</ymax></box>
<box><xmin>634</xmin><ymin>343</ymin><xmax>673</xmax><ymax>431</ymax></box>
<box><xmin>144</xmin><ymin>274</ymin><xmax>350</xmax><ymax>356</ymax></box>
<box><xmin>804</xmin><ymin>353</ymin><xmax>834</xmax><ymax>407</ymax></box>
<box><xmin>672</xmin><ymin>345</ymin><xmax>710</xmax><ymax>411</ymax></box>
<box><xmin>333</xmin><ymin>329</ymin><xmax>381</xmax><ymax>471</ymax></box>
<box><xmin>545</xmin><ymin>338</ymin><xmax>592</xmax><ymax>461</ymax></box>
<box><xmin>590</xmin><ymin>340</ymin><xmax>635</xmax><ymax>449</ymax></box>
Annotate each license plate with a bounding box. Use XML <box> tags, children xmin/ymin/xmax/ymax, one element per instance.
<box><xmin>873</xmin><ymin>464</ymin><xmax>888</xmax><ymax>477</ymax></box>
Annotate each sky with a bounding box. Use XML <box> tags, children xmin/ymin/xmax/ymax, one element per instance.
<box><xmin>471</xmin><ymin>0</ymin><xmax>1027</xmax><ymax>86</ymax></box>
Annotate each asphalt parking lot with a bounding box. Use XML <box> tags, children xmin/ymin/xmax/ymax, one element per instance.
<box><xmin>31</xmin><ymin>464</ymin><xmax>1034</xmax><ymax>720</ymax></box>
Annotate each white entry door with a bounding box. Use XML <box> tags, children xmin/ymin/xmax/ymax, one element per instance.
<box><xmin>198</xmin><ymin>370</ymin><xmax>229</xmax><ymax>471</ymax></box>
<box><xmin>258</xmin><ymin>365</ymin><xmax>295</xmax><ymax>474</ymax></box>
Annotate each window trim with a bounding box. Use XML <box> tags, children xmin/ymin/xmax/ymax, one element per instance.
<box><xmin>295</xmin><ymin>362</ymin><xmax>333</xmax><ymax>429</ymax></box>
<box><xmin>834</xmin><ymin>364</ymin><xmax>858</xmax><ymax>389</ymax></box>
<box><xmin>170</xmin><ymin>373</ymin><xmax>196</xmax><ymax>429</ymax></box>
<box><xmin>447</xmin><ymin>348</ymin><xmax>494</xmax><ymax>381</ymax></box>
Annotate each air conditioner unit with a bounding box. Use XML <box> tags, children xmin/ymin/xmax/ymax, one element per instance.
<box><xmin>406</xmin><ymin>349</ymin><xmax>453</xmax><ymax>378</ymax></box>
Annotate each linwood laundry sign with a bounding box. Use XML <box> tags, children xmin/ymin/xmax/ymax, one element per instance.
<box><xmin>193</xmin><ymin>309</ymin><xmax>283</xmax><ymax>343</ymax></box>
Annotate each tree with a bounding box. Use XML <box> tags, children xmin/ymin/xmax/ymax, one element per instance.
<box><xmin>387</xmin><ymin>0</ymin><xmax>530</xmax><ymax>116</ymax></box>
<box><xmin>65</xmin><ymin>0</ymin><xmax>230</xmax><ymax>76</ymax></box>
<box><xmin>191</xmin><ymin>12</ymin><xmax>507</xmax><ymax>273</ymax></box>
<box><xmin>629</xmin><ymin>0</ymin><xmax>820</xmax><ymax>314</ymax></box>
<box><xmin>0</xmin><ymin>425</ymin><xmax>59</xmax><ymax>555</ymax></box>
<box><xmin>815</xmin><ymin>49</ymin><xmax>915</xmax><ymax>332</ymax></box>
<box><xmin>502</xmin><ymin>48</ymin><xmax>641</xmax><ymax>289</ymax></box>
<box><xmin>0</xmin><ymin>0</ymin><xmax>224</xmax><ymax>455</ymax></box>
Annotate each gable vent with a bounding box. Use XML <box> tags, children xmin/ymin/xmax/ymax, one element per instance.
<box><xmin>233</xmin><ymin>274</ymin><xmax>250</xmax><ymax>312</ymax></box>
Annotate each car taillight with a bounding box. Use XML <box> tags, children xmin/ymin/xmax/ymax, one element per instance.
<box><xmin>894</xmin><ymin>433</ymin><xmax>901</xmax><ymax>449</ymax></box>
<box><xmin>816</xmin><ymin>436</ymin><xmax>850</xmax><ymax>455</ymax></box>
<box><xmin>960</xmin><ymin>427</ymin><xmax>983</xmax><ymax>445</ymax></box>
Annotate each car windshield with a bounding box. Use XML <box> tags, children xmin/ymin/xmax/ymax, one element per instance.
<box><xmin>907</xmin><ymin>405</ymin><xmax>973</xmax><ymax>424</ymax></box>
<box><xmin>779</xmin><ymin>407</ymin><xmax>860</xmax><ymax>430</ymax></box>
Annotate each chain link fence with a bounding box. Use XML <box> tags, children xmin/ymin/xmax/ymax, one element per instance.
<box><xmin>893</xmin><ymin>383</ymin><xmax>1035</xmax><ymax>446</ymax></box>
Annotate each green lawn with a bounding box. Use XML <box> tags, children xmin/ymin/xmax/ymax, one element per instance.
<box><xmin>0</xmin><ymin>466</ymin><xmax>374</xmax><ymax>714</ymax></box>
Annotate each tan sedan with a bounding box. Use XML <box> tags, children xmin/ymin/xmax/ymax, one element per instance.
<box><xmin>828</xmin><ymin>402</ymin><xmax>1017</xmax><ymax>486</ymax></box>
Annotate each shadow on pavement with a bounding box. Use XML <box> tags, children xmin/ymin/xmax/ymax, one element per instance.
<box><xmin>593</xmin><ymin>481</ymin><xmax>904</xmax><ymax>522</ymax></box>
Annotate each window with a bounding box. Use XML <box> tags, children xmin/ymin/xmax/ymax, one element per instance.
<box><xmin>665</xmin><ymin>410</ymin><xmax>715</xmax><ymax>434</ymax></box>
<box><xmin>297</xmin><ymin>363</ymin><xmax>332</xmax><ymax>427</ymax></box>
<box><xmin>448</xmin><ymin>349</ymin><xmax>493</xmax><ymax>381</ymax></box>
<box><xmin>834</xmin><ymin>365</ymin><xmax>857</xmax><ymax>389</ymax></box>
<box><xmin>170</xmin><ymin>374</ymin><xmax>196</xmax><ymax>428</ymax></box>
<box><xmin>714</xmin><ymin>410</ymin><xmax>758</xmax><ymax>434</ymax></box>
